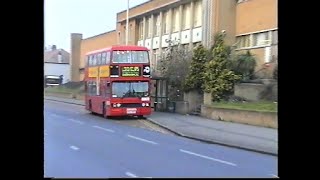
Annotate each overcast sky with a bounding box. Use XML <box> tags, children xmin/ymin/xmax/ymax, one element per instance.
<box><xmin>45</xmin><ymin>0</ymin><xmax>149</xmax><ymax>52</ymax></box>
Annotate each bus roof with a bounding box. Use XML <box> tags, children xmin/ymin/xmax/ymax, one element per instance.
<box><xmin>85</xmin><ymin>45</ymin><xmax>149</xmax><ymax>55</ymax></box>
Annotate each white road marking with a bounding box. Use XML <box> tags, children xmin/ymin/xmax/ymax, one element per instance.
<box><xmin>125</xmin><ymin>172</ymin><xmax>138</xmax><ymax>178</ymax></box>
<box><xmin>67</xmin><ymin>118</ymin><xmax>84</xmax><ymax>125</ymax></box>
<box><xmin>127</xmin><ymin>135</ymin><xmax>158</xmax><ymax>145</ymax></box>
<box><xmin>70</xmin><ymin>146</ymin><xmax>79</xmax><ymax>151</ymax></box>
<box><xmin>270</xmin><ymin>174</ymin><xmax>279</xmax><ymax>178</ymax></box>
<box><xmin>92</xmin><ymin>125</ymin><xmax>115</xmax><ymax>133</ymax></box>
<box><xmin>179</xmin><ymin>149</ymin><xmax>237</xmax><ymax>166</ymax></box>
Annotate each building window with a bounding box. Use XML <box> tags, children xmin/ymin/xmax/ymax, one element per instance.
<box><xmin>118</xmin><ymin>31</ymin><xmax>121</xmax><ymax>44</ymax></box>
<box><xmin>272</xmin><ymin>30</ymin><xmax>278</xmax><ymax>45</ymax></box>
<box><xmin>123</xmin><ymin>26</ymin><xmax>127</xmax><ymax>44</ymax></box>
<box><xmin>182</xmin><ymin>3</ymin><xmax>191</xmax><ymax>30</ymax></box>
<box><xmin>172</xmin><ymin>7</ymin><xmax>180</xmax><ymax>32</ymax></box>
<box><xmin>154</xmin><ymin>14</ymin><xmax>161</xmax><ymax>36</ymax></box>
<box><xmin>236</xmin><ymin>30</ymin><xmax>275</xmax><ymax>49</ymax></box>
<box><xmin>146</xmin><ymin>16</ymin><xmax>152</xmax><ymax>38</ymax></box>
<box><xmin>236</xmin><ymin>35</ymin><xmax>251</xmax><ymax>48</ymax></box>
<box><xmin>163</xmin><ymin>10</ymin><xmax>170</xmax><ymax>34</ymax></box>
<box><xmin>183</xmin><ymin>44</ymin><xmax>189</xmax><ymax>53</ymax></box>
<box><xmin>194</xmin><ymin>0</ymin><xmax>202</xmax><ymax>27</ymax></box>
<box><xmin>253</xmin><ymin>32</ymin><xmax>271</xmax><ymax>47</ymax></box>
<box><xmin>237</xmin><ymin>0</ymin><xmax>249</xmax><ymax>3</ymax></box>
<box><xmin>155</xmin><ymin>49</ymin><xmax>161</xmax><ymax>71</ymax></box>
<box><xmin>265</xmin><ymin>46</ymin><xmax>271</xmax><ymax>63</ymax></box>
<box><xmin>138</xmin><ymin>19</ymin><xmax>144</xmax><ymax>40</ymax></box>
<box><xmin>129</xmin><ymin>24</ymin><xmax>133</xmax><ymax>42</ymax></box>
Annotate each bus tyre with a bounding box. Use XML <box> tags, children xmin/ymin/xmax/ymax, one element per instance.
<box><xmin>89</xmin><ymin>100</ymin><xmax>92</xmax><ymax>110</ymax></box>
<box><xmin>102</xmin><ymin>103</ymin><xmax>106</xmax><ymax>118</ymax></box>
<box><xmin>138</xmin><ymin>115</ymin><xmax>144</xmax><ymax>119</ymax></box>
<box><xmin>89</xmin><ymin>100</ymin><xmax>94</xmax><ymax>114</ymax></box>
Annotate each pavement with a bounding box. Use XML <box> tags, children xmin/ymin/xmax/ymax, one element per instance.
<box><xmin>44</xmin><ymin>96</ymin><xmax>278</xmax><ymax>155</ymax></box>
<box><xmin>44</xmin><ymin>99</ymin><xmax>278</xmax><ymax>178</ymax></box>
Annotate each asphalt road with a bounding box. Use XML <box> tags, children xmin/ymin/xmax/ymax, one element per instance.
<box><xmin>44</xmin><ymin>100</ymin><xmax>278</xmax><ymax>178</ymax></box>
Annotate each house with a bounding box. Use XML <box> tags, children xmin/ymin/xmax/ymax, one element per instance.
<box><xmin>44</xmin><ymin>45</ymin><xmax>71</xmax><ymax>84</ymax></box>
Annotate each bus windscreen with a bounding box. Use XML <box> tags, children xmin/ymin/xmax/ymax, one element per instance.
<box><xmin>112</xmin><ymin>81</ymin><xmax>149</xmax><ymax>98</ymax></box>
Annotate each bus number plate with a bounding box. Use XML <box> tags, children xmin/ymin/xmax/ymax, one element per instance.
<box><xmin>126</xmin><ymin>108</ymin><xmax>137</xmax><ymax>114</ymax></box>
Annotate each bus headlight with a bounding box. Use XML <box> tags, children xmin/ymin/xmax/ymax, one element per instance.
<box><xmin>112</xmin><ymin>103</ymin><xmax>117</xmax><ymax>107</ymax></box>
<box><xmin>116</xmin><ymin>103</ymin><xmax>121</xmax><ymax>107</ymax></box>
<box><xmin>146</xmin><ymin>103</ymin><xmax>149</xmax><ymax>107</ymax></box>
<box><xmin>142</xmin><ymin>103</ymin><xmax>146</xmax><ymax>107</ymax></box>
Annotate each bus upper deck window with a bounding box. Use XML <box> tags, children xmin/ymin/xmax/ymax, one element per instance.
<box><xmin>101</xmin><ymin>52</ymin><xmax>106</xmax><ymax>64</ymax></box>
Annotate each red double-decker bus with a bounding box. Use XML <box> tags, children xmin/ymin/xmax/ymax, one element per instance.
<box><xmin>84</xmin><ymin>45</ymin><xmax>152</xmax><ymax>118</ymax></box>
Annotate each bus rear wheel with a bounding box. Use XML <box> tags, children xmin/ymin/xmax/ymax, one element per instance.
<box><xmin>102</xmin><ymin>102</ymin><xmax>106</xmax><ymax>118</ymax></box>
<box><xmin>89</xmin><ymin>100</ymin><xmax>94</xmax><ymax>114</ymax></box>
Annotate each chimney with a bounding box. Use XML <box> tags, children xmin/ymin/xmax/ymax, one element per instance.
<box><xmin>52</xmin><ymin>45</ymin><xmax>57</xmax><ymax>51</ymax></box>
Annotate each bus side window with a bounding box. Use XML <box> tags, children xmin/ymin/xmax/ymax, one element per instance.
<box><xmin>97</xmin><ymin>53</ymin><xmax>102</xmax><ymax>65</ymax></box>
<box><xmin>93</xmin><ymin>54</ymin><xmax>97</xmax><ymax>66</ymax></box>
<box><xmin>90</xmin><ymin>55</ymin><xmax>94</xmax><ymax>67</ymax></box>
<box><xmin>90</xmin><ymin>81</ymin><xmax>94</xmax><ymax>96</ymax></box>
<box><xmin>106</xmin><ymin>52</ymin><xmax>110</xmax><ymax>64</ymax></box>
<box><xmin>101</xmin><ymin>52</ymin><xmax>106</xmax><ymax>65</ymax></box>
<box><xmin>92</xmin><ymin>81</ymin><xmax>97</xmax><ymax>96</ymax></box>
<box><xmin>87</xmin><ymin>81</ymin><xmax>91</xmax><ymax>95</ymax></box>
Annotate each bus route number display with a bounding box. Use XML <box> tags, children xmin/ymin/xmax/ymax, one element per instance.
<box><xmin>121</xmin><ymin>66</ymin><xmax>141</xmax><ymax>77</ymax></box>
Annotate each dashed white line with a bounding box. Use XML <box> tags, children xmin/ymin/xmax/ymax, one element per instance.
<box><xmin>67</xmin><ymin>118</ymin><xmax>84</xmax><ymax>125</ymax></box>
<box><xmin>270</xmin><ymin>174</ymin><xmax>279</xmax><ymax>178</ymax></box>
<box><xmin>125</xmin><ymin>172</ymin><xmax>138</xmax><ymax>178</ymax></box>
<box><xmin>70</xmin><ymin>146</ymin><xmax>79</xmax><ymax>151</ymax></box>
<box><xmin>92</xmin><ymin>125</ymin><xmax>115</xmax><ymax>133</ymax></box>
<box><xmin>127</xmin><ymin>135</ymin><xmax>158</xmax><ymax>145</ymax></box>
<box><xmin>179</xmin><ymin>149</ymin><xmax>237</xmax><ymax>166</ymax></box>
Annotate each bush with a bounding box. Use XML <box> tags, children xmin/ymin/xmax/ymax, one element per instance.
<box><xmin>184</xmin><ymin>44</ymin><xmax>208</xmax><ymax>93</ymax></box>
<box><xmin>203</xmin><ymin>33</ymin><xmax>241</xmax><ymax>102</ymax></box>
<box><xmin>158</xmin><ymin>44</ymin><xmax>192</xmax><ymax>101</ymax></box>
<box><xmin>228</xmin><ymin>50</ymin><xmax>256</xmax><ymax>81</ymax></box>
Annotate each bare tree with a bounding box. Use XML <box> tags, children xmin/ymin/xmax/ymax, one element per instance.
<box><xmin>158</xmin><ymin>41</ymin><xmax>193</xmax><ymax>101</ymax></box>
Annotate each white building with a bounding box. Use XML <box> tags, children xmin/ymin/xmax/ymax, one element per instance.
<box><xmin>44</xmin><ymin>45</ymin><xmax>71</xmax><ymax>84</ymax></box>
